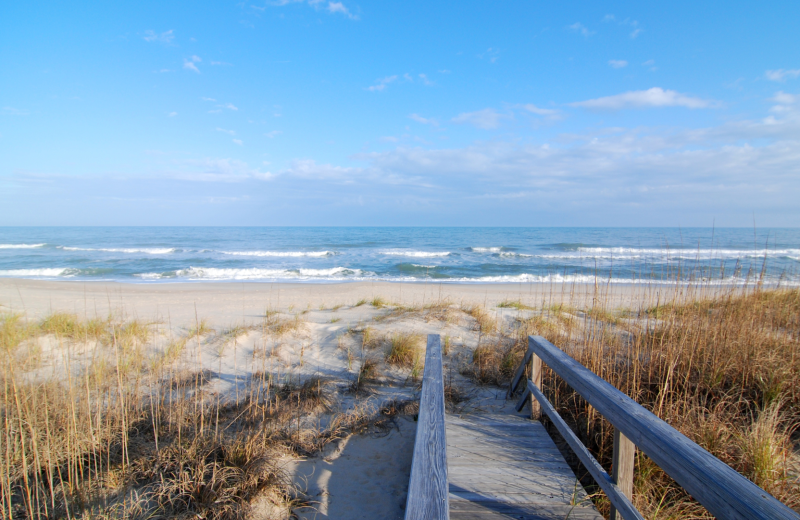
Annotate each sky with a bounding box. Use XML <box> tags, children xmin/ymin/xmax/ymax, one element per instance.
<box><xmin>1</xmin><ymin>1</ymin><xmax>799</xmax><ymax>227</ymax></box>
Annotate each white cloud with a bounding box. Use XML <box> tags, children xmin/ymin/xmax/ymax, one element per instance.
<box><xmin>771</xmin><ymin>91</ymin><xmax>798</xmax><ymax>104</ymax></box>
<box><xmin>168</xmin><ymin>112</ymin><xmax>178</xmax><ymax>117</ymax></box>
<box><xmin>232</xmin><ymin>139</ymin><xmax>243</xmax><ymax>146</ymax></box>
<box><xmin>265</xmin><ymin>130</ymin><xmax>283</xmax><ymax>138</ymax></box>
<box><xmin>477</xmin><ymin>48</ymin><xmax>500</xmax><ymax>63</ymax></box>
<box><xmin>766</xmin><ymin>69</ymin><xmax>800</xmax><ymax>82</ymax></box>
<box><xmin>380</xmin><ymin>136</ymin><xmax>399</xmax><ymax>143</ymax></box>
<box><xmin>418</xmin><ymin>73</ymin><xmax>433</xmax><ymax>85</ymax></box>
<box><xmin>283</xmin><ymin>159</ymin><xmax>363</xmax><ymax>181</ymax></box>
<box><xmin>570</xmin><ymin>88</ymin><xmax>714</xmax><ymax>110</ymax></box>
<box><xmin>172</xmin><ymin>158</ymin><xmax>273</xmax><ymax>182</ymax></box>
<box><xmin>183</xmin><ymin>56</ymin><xmax>201</xmax><ymax>73</ymax></box>
<box><xmin>409</xmin><ymin>113</ymin><xmax>438</xmax><ymax>126</ymax></box>
<box><xmin>202</xmin><ymin>97</ymin><xmax>217</xmax><ymax>102</ymax></box>
<box><xmin>452</xmin><ymin>108</ymin><xmax>508</xmax><ymax>129</ymax></box>
<box><xmin>215</xmin><ymin>103</ymin><xmax>238</xmax><ymax>111</ymax></box>
<box><xmin>518</xmin><ymin>104</ymin><xmax>560</xmax><ymax>118</ymax></box>
<box><xmin>609</xmin><ymin>60</ymin><xmax>628</xmax><ymax>69</ymax></box>
<box><xmin>366</xmin><ymin>75</ymin><xmax>398</xmax><ymax>92</ymax></box>
<box><xmin>602</xmin><ymin>14</ymin><xmax>615</xmax><ymax>22</ymax></box>
<box><xmin>143</xmin><ymin>29</ymin><xmax>174</xmax><ymax>44</ymax></box>
<box><xmin>217</xmin><ymin>128</ymin><xmax>236</xmax><ymax>135</ymax></box>
<box><xmin>439</xmin><ymin>69</ymin><xmax>451</xmax><ymax>74</ymax></box>
<box><xmin>630</xmin><ymin>28</ymin><xmax>642</xmax><ymax>38</ymax></box>
<box><xmin>568</xmin><ymin>22</ymin><xmax>593</xmax><ymax>37</ymax></box>
<box><xmin>2</xmin><ymin>107</ymin><xmax>29</xmax><ymax>116</ymax></box>
<box><xmin>269</xmin><ymin>0</ymin><xmax>357</xmax><ymax>19</ymax></box>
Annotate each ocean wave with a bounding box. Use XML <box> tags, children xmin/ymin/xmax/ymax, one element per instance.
<box><xmin>60</xmin><ymin>246</ymin><xmax>176</xmax><ymax>254</ymax></box>
<box><xmin>220</xmin><ymin>250</ymin><xmax>334</xmax><ymax>257</ymax></box>
<box><xmin>469</xmin><ymin>247</ymin><xmax>510</xmax><ymax>253</ymax></box>
<box><xmin>576</xmin><ymin>247</ymin><xmax>800</xmax><ymax>258</ymax></box>
<box><xmin>0</xmin><ymin>243</ymin><xmax>46</xmax><ymax>249</ymax></box>
<box><xmin>137</xmin><ymin>266</ymin><xmax>366</xmax><ymax>281</ymax></box>
<box><xmin>381</xmin><ymin>251</ymin><xmax>450</xmax><ymax>258</ymax></box>
<box><xmin>0</xmin><ymin>268</ymin><xmax>77</xmax><ymax>277</ymax></box>
<box><xmin>499</xmin><ymin>252</ymin><xmax>535</xmax><ymax>258</ymax></box>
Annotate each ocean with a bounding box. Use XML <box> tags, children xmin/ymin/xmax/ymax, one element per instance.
<box><xmin>0</xmin><ymin>227</ymin><xmax>798</xmax><ymax>285</ymax></box>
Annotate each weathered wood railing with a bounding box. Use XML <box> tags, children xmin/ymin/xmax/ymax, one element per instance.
<box><xmin>509</xmin><ymin>335</ymin><xmax>800</xmax><ymax>520</ymax></box>
<box><xmin>404</xmin><ymin>334</ymin><xmax>449</xmax><ymax>520</ymax></box>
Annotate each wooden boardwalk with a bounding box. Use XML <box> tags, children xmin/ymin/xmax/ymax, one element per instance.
<box><xmin>446</xmin><ymin>413</ymin><xmax>603</xmax><ymax>520</ymax></box>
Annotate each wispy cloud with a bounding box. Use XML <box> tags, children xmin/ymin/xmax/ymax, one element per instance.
<box><xmin>452</xmin><ymin>108</ymin><xmax>508</xmax><ymax>129</ymax></box>
<box><xmin>477</xmin><ymin>48</ymin><xmax>500</xmax><ymax>63</ymax></box>
<box><xmin>568</xmin><ymin>22</ymin><xmax>594</xmax><ymax>37</ymax></box>
<box><xmin>766</xmin><ymin>69</ymin><xmax>800</xmax><ymax>82</ymax></box>
<box><xmin>202</xmin><ymin>97</ymin><xmax>217</xmax><ymax>102</ymax></box>
<box><xmin>2</xmin><ymin>107</ymin><xmax>29</xmax><ymax>116</ymax></box>
<box><xmin>265</xmin><ymin>130</ymin><xmax>283</xmax><ymax>138</ymax></box>
<box><xmin>183</xmin><ymin>55</ymin><xmax>202</xmax><ymax>73</ymax></box>
<box><xmin>143</xmin><ymin>29</ymin><xmax>174</xmax><ymax>44</ymax></box>
<box><xmin>267</xmin><ymin>0</ymin><xmax>358</xmax><ymax>19</ymax></box>
<box><xmin>570</xmin><ymin>88</ymin><xmax>715</xmax><ymax>110</ymax></box>
<box><xmin>232</xmin><ymin>139</ymin><xmax>243</xmax><ymax>146</ymax></box>
<box><xmin>418</xmin><ymin>73</ymin><xmax>434</xmax><ymax>85</ymax></box>
<box><xmin>609</xmin><ymin>60</ymin><xmax>628</xmax><ymax>69</ymax></box>
<box><xmin>168</xmin><ymin>112</ymin><xmax>177</xmax><ymax>117</ymax></box>
<box><xmin>173</xmin><ymin>158</ymin><xmax>272</xmax><ymax>182</ymax></box>
<box><xmin>409</xmin><ymin>113</ymin><xmax>438</xmax><ymax>126</ymax></box>
<box><xmin>216</xmin><ymin>128</ymin><xmax>236</xmax><ymax>135</ymax></box>
<box><xmin>366</xmin><ymin>75</ymin><xmax>397</xmax><ymax>92</ymax></box>
<box><xmin>518</xmin><ymin>104</ymin><xmax>560</xmax><ymax>119</ymax></box>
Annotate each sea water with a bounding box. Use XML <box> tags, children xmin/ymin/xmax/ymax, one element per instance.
<box><xmin>0</xmin><ymin>227</ymin><xmax>798</xmax><ymax>285</ymax></box>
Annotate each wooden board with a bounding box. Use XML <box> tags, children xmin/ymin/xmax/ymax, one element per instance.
<box><xmin>404</xmin><ymin>335</ymin><xmax>448</xmax><ymax>520</ymax></box>
<box><xmin>528</xmin><ymin>335</ymin><xmax>800</xmax><ymax>520</ymax></box>
<box><xmin>447</xmin><ymin>413</ymin><xmax>603</xmax><ymax>520</ymax></box>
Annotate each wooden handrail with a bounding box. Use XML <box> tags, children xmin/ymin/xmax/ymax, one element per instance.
<box><xmin>404</xmin><ymin>334</ymin><xmax>449</xmax><ymax>520</ymax></box>
<box><xmin>515</xmin><ymin>335</ymin><xmax>800</xmax><ymax>520</ymax></box>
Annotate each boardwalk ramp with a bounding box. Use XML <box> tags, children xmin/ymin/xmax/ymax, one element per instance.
<box><xmin>447</xmin><ymin>413</ymin><xmax>601</xmax><ymax>520</ymax></box>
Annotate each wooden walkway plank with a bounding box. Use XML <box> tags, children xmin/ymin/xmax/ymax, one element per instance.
<box><xmin>447</xmin><ymin>413</ymin><xmax>603</xmax><ymax>520</ymax></box>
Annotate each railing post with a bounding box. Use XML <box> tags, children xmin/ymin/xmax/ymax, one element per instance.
<box><xmin>529</xmin><ymin>352</ymin><xmax>542</xmax><ymax>420</ymax></box>
<box><xmin>610</xmin><ymin>427</ymin><xmax>636</xmax><ymax>519</ymax></box>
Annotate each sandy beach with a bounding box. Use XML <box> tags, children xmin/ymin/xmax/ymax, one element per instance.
<box><xmin>0</xmin><ymin>279</ymin><xmax>704</xmax><ymax>324</ymax></box>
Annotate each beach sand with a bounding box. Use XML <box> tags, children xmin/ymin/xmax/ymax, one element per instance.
<box><xmin>0</xmin><ymin>279</ymin><xmax>698</xmax><ymax>323</ymax></box>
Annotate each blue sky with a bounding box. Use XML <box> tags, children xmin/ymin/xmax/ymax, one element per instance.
<box><xmin>1</xmin><ymin>1</ymin><xmax>799</xmax><ymax>226</ymax></box>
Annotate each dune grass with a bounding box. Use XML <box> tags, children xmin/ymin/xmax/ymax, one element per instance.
<box><xmin>0</xmin><ymin>310</ymin><xmax>392</xmax><ymax>519</ymax></box>
<box><xmin>476</xmin><ymin>286</ymin><xmax>800</xmax><ymax>518</ymax></box>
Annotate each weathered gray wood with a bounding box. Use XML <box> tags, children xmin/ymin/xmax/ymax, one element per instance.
<box><xmin>447</xmin><ymin>413</ymin><xmax>603</xmax><ymax>520</ymax></box>
<box><xmin>529</xmin><ymin>353</ymin><xmax>543</xmax><ymax>419</ymax></box>
<box><xmin>507</xmin><ymin>345</ymin><xmax>534</xmax><ymax>397</ymax></box>
<box><xmin>515</xmin><ymin>386</ymin><xmax>532</xmax><ymax>412</ymax></box>
<box><xmin>405</xmin><ymin>334</ymin><xmax>448</xmax><ymax>520</ymax></box>
<box><xmin>529</xmin><ymin>335</ymin><xmax>800</xmax><ymax>520</ymax></box>
<box><xmin>611</xmin><ymin>429</ymin><xmax>636</xmax><ymax>520</ymax></box>
<box><xmin>528</xmin><ymin>381</ymin><xmax>645</xmax><ymax>520</ymax></box>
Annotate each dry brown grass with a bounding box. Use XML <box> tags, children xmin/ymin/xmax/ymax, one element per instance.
<box><xmin>385</xmin><ymin>332</ymin><xmax>423</xmax><ymax>369</ymax></box>
<box><xmin>495</xmin><ymin>287</ymin><xmax>800</xmax><ymax>518</ymax></box>
<box><xmin>0</xmin><ymin>311</ymin><xmax>390</xmax><ymax>519</ymax></box>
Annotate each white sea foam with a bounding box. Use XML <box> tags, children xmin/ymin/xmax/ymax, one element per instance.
<box><xmin>61</xmin><ymin>246</ymin><xmax>176</xmax><ymax>254</ymax></box>
<box><xmin>0</xmin><ymin>268</ymin><xmax>76</xmax><ymax>277</ymax></box>
<box><xmin>0</xmin><ymin>243</ymin><xmax>46</xmax><ymax>249</ymax></box>
<box><xmin>470</xmin><ymin>247</ymin><xmax>504</xmax><ymax>253</ymax></box>
<box><xmin>138</xmin><ymin>266</ymin><xmax>367</xmax><ymax>281</ymax></box>
<box><xmin>411</xmin><ymin>264</ymin><xmax>438</xmax><ymax>268</ymax></box>
<box><xmin>499</xmin><ymin>252</ymin><xmax>534</xmax><ymax>258</ymax></box>
<box><xmin>221</xmin><ymin>250</ymin><xmax>334</xmax><ymax>257</ymax></box>
<box><xmin>381</xmin><ymin>251</ymin><xmax>450</xmax><ymax>258</ymax></box>
<box><xmin>575</xmin><ymin>247</ymin><xmax>800</xmax><ymax>259</ymax></box>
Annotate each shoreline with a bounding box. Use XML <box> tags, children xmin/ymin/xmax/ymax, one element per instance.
<box><xmin>0</xmin><ymin>278</ymin><xmax>750</xmax><ymax>324</ymax></box>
